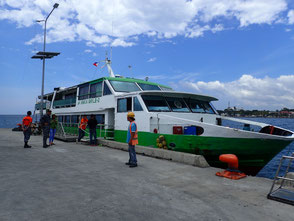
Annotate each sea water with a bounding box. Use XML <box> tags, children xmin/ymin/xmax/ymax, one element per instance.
<box><xmin>0</xmin><ymin>115</ymin><xmax>293</xmax><ymax>179</ymax></box>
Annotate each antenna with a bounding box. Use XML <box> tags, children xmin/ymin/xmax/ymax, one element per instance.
<box><xmin>110</xmin><ymin>46</ymin><xmax>112</xmax><ymax>61</ymax></box>
<box><xmin>110</xmin><ymin>0</ymin><xmax>114</xmax><ymax>61</ymax></box>
<box><xmin>128</xmin><ymin>65</ymin><xmax>132</xmax><ymax>77</ymax></box>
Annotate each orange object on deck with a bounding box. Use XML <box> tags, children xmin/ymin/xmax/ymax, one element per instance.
<box><xmin>219</xmin><ymin>154</ymin><xmax>239</xmax><ymax>169</ymax></box>
<box><xmin>216</xmin><ymin>154</ymin><xmax>247</xmax><ymax>180</ymax></box>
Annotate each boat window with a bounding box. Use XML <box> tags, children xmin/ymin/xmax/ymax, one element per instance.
<box><xmin>58</xmin><ymin>115</ymin><xmax>63</xmax><ymax>123</ymax></box>
<box><xmin>90</xmin><ymin>82</ymin><xmax>102</xmax><ymax>98</ymax></box>
<box><xmin>78</xmin><ymin>84</ymin><xmax>89</xmax><ymax>100</ymax></box>
<box><xmin>141</xmin><ymin>95</ymin><xmax>170</xmax><ymax>112</ymax></box>
<box><xmin>65</xmin><ymin>93</ymin><xmax>76</xmax><ymax>99</ymax></box>
<box><xmin>137</xmin><ymin>83</ymin><xmax>161</xmax><ymax>91</ymax></box>
<box><xmin>95</xmin><ymin>114</ymin><xmax>105</xmax><ymax>124</ymax></box>
<box><xmin>165</xmin><ymin>97</ymin><xmax>190</xmax><ymax>112</ymax></box>
<box><xmin>64</xmin><ymin>115</ymin><xmax>70</xmax><ymax>126</ymax></box>
<box><xmin>109</xmin><ymin>80</ymin><xmax>141</xmax><ymax>92</ymax></box>
<box><xmin>160</xmin><ymin>86</ymin><xmax>173</xmax><ymax>91</ymax></box>
<box><xmin>117</xmin><ymin>98</ymin><xmax>132</xmax><ymax>112</ymax></box>
<box><xmin>134</xmin><ymin>97</ymin><xmax>143</xmax><ymax>111</ymax></box>
<box><xmin>71</xmin><ymin>115</ymin><xmax>78</xmax><ymax>124</ymax></box>
<box><xmin>184</xmin><ymin>98</ymin><xmax>215</xmax><ymax>114</ymax></box>
<box><xmin>103</xmin><ymin>82</ymin><xmax>112</xmax><ymax>95</ymax></box>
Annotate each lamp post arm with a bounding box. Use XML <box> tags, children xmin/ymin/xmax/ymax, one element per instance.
<box><xmin>43</xmin><ymin>7</ymin><xmax>56</xmax><ymax>52</ymax></box>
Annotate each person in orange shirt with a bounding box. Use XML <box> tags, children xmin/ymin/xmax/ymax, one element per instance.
<box><xmin>78</xmin><ymin>115</ymin><xmax>88</xmax><ymax>142</ymax></box>
<box><xmin>125</xmin><ymin>112</ymin><xmax>138</xmax><ymax>168</ymax></box>
<box><xmin>22</xmin><ymin>111</ymin><xmax>33</xmax><ymax>148</ymax></box>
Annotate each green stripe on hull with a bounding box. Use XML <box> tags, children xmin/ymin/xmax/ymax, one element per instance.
<box><xmin>62</xmin><ymin>126</ymin><xmax>114</xmax><ymax>138</ymax></box>
<box><xmin>114</xmin><ymin>130</ymin><xmax>291</xmax><ymax>169</ymax></box>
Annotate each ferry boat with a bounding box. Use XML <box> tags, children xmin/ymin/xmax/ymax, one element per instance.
<box><xmin>35</xmin><ymin>58</ymin><xmax>294</xmax><ymax>175</ymax></box>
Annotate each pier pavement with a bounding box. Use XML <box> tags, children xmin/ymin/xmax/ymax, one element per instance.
<box><xmin>0</xmin><ymin>128</ymin><xmax>292</xmax><ymax>221</ymax></box>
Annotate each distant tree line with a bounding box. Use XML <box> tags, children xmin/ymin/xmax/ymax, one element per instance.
<box><xmin>217</xmin><ymin>107</ymin><xmax>294</xmax><ymax>118</ymax></box>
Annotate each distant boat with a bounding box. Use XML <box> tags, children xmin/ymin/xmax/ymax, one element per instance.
<box><xmin>35</xmin><ymin>58</ymin><xmax>294</xmax><ymax>175</ymax></box>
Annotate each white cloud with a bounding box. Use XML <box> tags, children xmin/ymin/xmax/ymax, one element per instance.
<box><xmin>176</xmin><ymin>74</ymin><xmax>294</xmax><ymax>110</ymax></box>
<box><xmin>0</xmin><ymin>0</ymin><xmax>290</xmax><ymax>47</ymax></box>
<box><xmin>288</xmin><ymin>10</ymin><xmax>294</xmax><ymax>24</ymax></box>
<box><xmin>111</xmin><ymin>38</ymin><xmax>135</xmax><ymax>47</ymax></box>
<box><xmin>84</xmin><ymin>49</ymin><xmax>92</xmax><ymax>53</ymax></box>
<box><xmin>147</xmin><ymin>57</ymin><xmax>157</xmax><ymax>62</ymax></box>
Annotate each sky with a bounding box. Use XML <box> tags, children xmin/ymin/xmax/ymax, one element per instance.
<box><xmin>1</xmin><ymin>0</ymin><xmax>294</xmax><ymax>114</ymax></box>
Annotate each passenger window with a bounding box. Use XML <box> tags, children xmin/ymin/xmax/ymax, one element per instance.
<box><xmin>103</xmin><ymin>82</ymin><xmax>112</xmax><ymax>95</ymax></box>
<box><xmin>58</xmin><ymin>116</ymin><xmax>63</xmax><ymax>122</ymax></box>
<box><xmin>78</xmin><ymin>84</ymin><xmax>89</xmax><ymax>100</ymax></box>
<box><xmin>117</xmin><ymin>98</ymin><xmax>132</xmax><ymax>112</ymax></box>
<box><xmin>134</xmin><ymin>97</ymin><xmax>143</xmax><ymax>111</ymax></box>
<box><xmin>89</xmin><ymin>82</ymin><xmax>102</xmax><ymax>98</ymax></box>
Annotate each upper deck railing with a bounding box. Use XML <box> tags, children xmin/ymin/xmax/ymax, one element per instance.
<box><xmin>35</xmin><ymin>102</ymin><xmax>51</xmax><ymax>110</ymax></box>
<box><xmin>53</xmin><ymin>98</ymin><xmax>76</xmax><ymax>108</ymax></box>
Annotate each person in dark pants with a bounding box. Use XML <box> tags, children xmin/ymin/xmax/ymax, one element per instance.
<box><xmin>88</xmin><ymin>114</ymin><xmax>98</xmax><ymax>146</ymax></box>
<box><xmin>22</xmin><ymin>111</ymin><xmax>33</xmax><ymax>148</ymax></box>
<box><xmin>78</xmin><ymin>115</ymin><xmax>88</xmax><ymax>142</ymax></box>
<box><xmin>49</xmin><ymin>114</ymin><xmax>58</xmax><ymax>145</ymax></box>
<box><xmin>125</xmin><ymin>112</ymin><xmax>138</xmax><ymax>168</ymax></box>
<box><xmin>40</xmin><ymin>109</ymin><xmax>51</xmax><ymax>148</ymax></box>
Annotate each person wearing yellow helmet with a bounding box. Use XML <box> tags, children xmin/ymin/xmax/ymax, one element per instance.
<box><xmin>126</xmin><ymin>112</ymin><xmax>138</xmax><ymax>168</ymax></box>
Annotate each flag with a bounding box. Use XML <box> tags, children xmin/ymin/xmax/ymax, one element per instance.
<box><xmin>93</xmin><ymin>62</ymin><xmax>99</xmax><ymax>67</ymax></box>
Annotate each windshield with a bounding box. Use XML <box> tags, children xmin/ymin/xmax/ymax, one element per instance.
<box><xmin>109</xmin><ymin>80</ymin><xmax>141</xmax><ymax>92</ymax></box>
<box><xmin>141</xmin><ymin>95</ymin><xmax>215</xmax><ymax>113</ymax></box>
<box><xmin>141</xmin><ymin>95</ymin><xmax>170</xmax><ymax>111</ymax></box>
<box><xmin>138</xmin><ymin>83</ymin><xmax>161</xmax><ymax>91</ymax></box>
<box><xmin>184</xmin><ymin>98</ymin><xmax>215</xmax><ymax>114</ymax></box>
<box><xmin>160</xmin><ymin>86</ymin><xmax>173</xmax><ymax>91</ymax></box>
<box><xmin>165</xmin><ymin>97</ymin><xmax>189</xmax><ymax>112</ymax></box>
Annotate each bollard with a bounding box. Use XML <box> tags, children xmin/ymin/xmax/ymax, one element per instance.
<box><xmin>216</xmin><ymin>154</ymin><xmax>247</xmax><ymax>180</ymax></box>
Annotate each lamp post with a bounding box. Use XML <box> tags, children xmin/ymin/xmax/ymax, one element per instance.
<box><xmin>32</xmin><ymin>3</ymin><xmax>59</xmax><ymax>119</ymax></box>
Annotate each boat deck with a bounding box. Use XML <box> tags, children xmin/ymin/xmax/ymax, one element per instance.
<box><xmin>0</xmin><ymin>128</ymin><xmax>293</xmax><ymax>221</ymax></box>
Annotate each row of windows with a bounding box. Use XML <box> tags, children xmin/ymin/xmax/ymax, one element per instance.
<box><xmin>117</xmin><ymin>97</ymin><xmax>143</xmax><ymax>112</ymax></box>
<box><xmin>117</xmin><ymin>96</ymin><xmax>216</xmax><ymax>114</ymax></box>
<box><xmin>78</xmin><ymin>80</ymin><xmax>172</xmax><ymax>100</ymax></box>
<box><xmin>141</xmin><ymin>95</ymin><xmax>216</xmax><ymax>114</ymax></box>
<box><xmin>57</xmin><ymin>114</ymin><xmax>105</xmax><ymax>124</ymax></box>
<box><xmin>109</xmin><ymin>80</ymin><xmax>173</xmax><ymax>93</ymax></box>
<box><xmin>78</xmin><ymin>81</ymin><xmax>112</xmax><ymax>100</ymax></box>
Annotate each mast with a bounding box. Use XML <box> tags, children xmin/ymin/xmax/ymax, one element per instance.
<box><xmin>106</xmin><ymin>58</ymin><xmax>115</xmax><ymax>77</ymax></box>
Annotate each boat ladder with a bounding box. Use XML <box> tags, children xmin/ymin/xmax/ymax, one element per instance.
<box><xmin>267</xmin><ymin>152</ymin><xmax>294</xmax><ymax>205</ymax></box>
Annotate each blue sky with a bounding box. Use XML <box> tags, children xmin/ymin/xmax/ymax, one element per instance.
<box><xmin>1</xmin><ymin>0</ymin><xmax>294</xmax><ymax>114</ymax></box>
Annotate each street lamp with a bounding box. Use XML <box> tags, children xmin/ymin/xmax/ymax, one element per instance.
<box><xmin>32</xmin><ymin>3</ymin><xmax>60</xmax><ymax>119</ymax></box>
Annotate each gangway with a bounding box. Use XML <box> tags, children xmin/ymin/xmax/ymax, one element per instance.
<box><xmin>267</xmin><ymin>152</ymin><xmax>294</xmax><ymax>205</ymax></box>
<box><xmin>55</xmin><ymin>122</ymin><xmax>114</xmax><ymax>142</ymax></box>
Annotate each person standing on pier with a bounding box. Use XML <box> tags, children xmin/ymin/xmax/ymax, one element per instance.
<box><xmin>125</xmin><ymin>112</ymin><xmax>138</xmax><ymax>168</ymax></box>
<box><xmin>40</xmin><ymin>109</ymin><xmax>51</xmax><ymax>148</ymax></box>
<box><xmin>78</xmin><ymin>115</ymin><xmax>88</xmax><ymax>142</ymax></box>
<box><xmin>49</xmin><ymin>114</ymin><xmax>58</xmax><ymax>145</ymax></box>
<box><xmin>22</xmin><ymin>111</ymin><xmax>33</xmax><ymax>148</ymax></box>
<box><xmin>88</xmin><ymin>114</ymin><xmax>98</xmax><ymax>146</ymax></box>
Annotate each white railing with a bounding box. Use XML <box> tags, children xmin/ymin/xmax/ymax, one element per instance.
<box><xmin>55</xmin><ymin>122</ymin><xmax>114</xmax><ymax>140</ymax></box>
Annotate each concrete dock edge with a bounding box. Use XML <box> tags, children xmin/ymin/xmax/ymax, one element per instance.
<box><xmin>97</xmin><ymin>139</ymin><xmax>210</xmax><ymax>168</ymax></box>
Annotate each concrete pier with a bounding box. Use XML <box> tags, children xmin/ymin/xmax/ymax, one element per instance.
<box><xmin>0</xmin><ymin>128</ymin><xmax>293</xmax><ymax>221</ymax></box>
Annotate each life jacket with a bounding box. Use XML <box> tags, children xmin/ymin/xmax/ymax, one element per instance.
<box><xmin>22</xmin><ymin>116</ymin><xmax>32</xmax><ymax>126</ymax></box>
<box><xmin>129</xmin><ymin>122</ymin><xmax>138</xmax><ymax>145</ymax></box>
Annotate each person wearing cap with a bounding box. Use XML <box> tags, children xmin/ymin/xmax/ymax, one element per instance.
<box><xmin>126</xmin><ymin>112</ymin><xmax>138</xmax><ymax>168</ymax></box>
<box><xmin>22</xmin><ymin>111</ymin><xmax>33</xmax><ymax>148</ymax></box>
<box><xmin>40</xmin><ymin>109</ymin><xmax>51</xmax><ymax>148</ymax></box>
